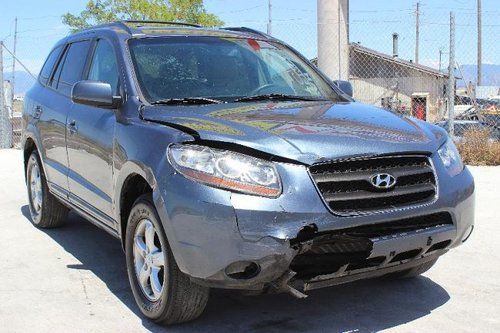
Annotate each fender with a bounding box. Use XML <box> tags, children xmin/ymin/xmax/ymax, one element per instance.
<box><xmin>22</xmin><ymin>126</ymin><xmax>46</xmax><ymax>181</ymax></box>
<box><xmin>114</xmin><ymin>160</ymin><xmax>157</xmax><ymax>237</ymax></box>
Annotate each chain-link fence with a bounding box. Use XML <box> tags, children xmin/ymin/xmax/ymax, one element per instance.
<box><xmin>1</xmin><ymin>5</ymin><xmax>499</xmax><ymax>152</ymax></box>
<box><xmin>1</xmin><ymin>82</ymin><xmax>27</xmax><ymax>149</ymax></box>
<box><xmin>1</xmin><ymin>41</ymin><xmax>37</xmax><ymax>149</ymax></box>
<box><xmin>261</xmin><ymin>9</ymin><xmax>499</xmax><ymax>163</ymax></box>
<box><xmin>1</xmin><ymin>78</ymin><xmax>36</xmax><ymax>149</ymax></box>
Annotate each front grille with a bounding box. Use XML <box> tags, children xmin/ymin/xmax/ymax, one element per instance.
<box><xmin>309</xmin><ymin>155</ymin><xmax>437</xmax><ymax>214</ymax></box>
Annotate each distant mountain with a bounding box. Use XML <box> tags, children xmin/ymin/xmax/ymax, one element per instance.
<box><xmin>3</xmin><ymin>71</ymin><xmax>37</xmax><ymax>95</ymax></box>
<box><xmin>458</xmin><ymin>64</ymin><xmax>500</xmax><ymax>87</ymax></box>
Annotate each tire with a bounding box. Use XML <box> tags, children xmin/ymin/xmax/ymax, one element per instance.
<box><xmin>26</xmin><ymin>151</ymin><xmax>68</xmax><ymax>228</ymax></box>
<box><xmin>386</xmin><ymin>258</ymin><xmax>439</xmax><ymax>279</ymax></box>
<box><xmin>125</xmin><ymin>194</ymin><xmax>209</xmax><ymax>325</ymax></box>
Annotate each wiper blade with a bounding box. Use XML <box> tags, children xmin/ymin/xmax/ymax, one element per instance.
<box><xmin>151</xmin><ymin>97</ymin><xmax>224</xmax><ymax>105</ymax></box>
<box><xmin>234</xmin><ymin>94</ymin><xmax>326</xmax><ymax>102</ymax></box>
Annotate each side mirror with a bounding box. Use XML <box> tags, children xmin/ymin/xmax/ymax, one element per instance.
<box><xmin>334</xmin><ymin>80</ymin><xmax>353</xmax><ymax>97</ymax></box>
<box><xmin>72</xmin><ymin>80</ymin><xmax>122</xmax><ymax>109</ymax></box>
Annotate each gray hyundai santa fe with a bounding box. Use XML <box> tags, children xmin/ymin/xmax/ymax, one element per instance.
<box><xmin>22</xmin><ymin>21</ymin><xmax>475</xmax><ymax>325</ymax></box>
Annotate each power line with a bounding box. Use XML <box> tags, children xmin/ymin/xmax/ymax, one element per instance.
<box><xmin>16</xmin><ymin>32</ymin><xmax>70</xmax><ymax>40</ymax></box>
<box><xmin>18</xmin><ymin>15</ymin><xmax>61</xmax><ymax>20</ymax></box>
<box><xmin>214</xmin><ymin>5</ymin><xmax>264</xmax><ymax>14</ymax></box>
<box><xmin>351</xmin><ymin>9</ymin><xmax>414</xmax><ymax>13</ymax></box>
<box><xmin>16</xmin><ymin>27</ymin><xmax>68</xmax><ymax>34</ymax></box>
<box><xmin>0</xmin><ymin>43</ymin><xmax>37</xmax><ymax>79</ymax></box>
<box><xmin>0</xmin><ymin>19</ymin><xmax>15</xmax><ymax>41</ymax></box>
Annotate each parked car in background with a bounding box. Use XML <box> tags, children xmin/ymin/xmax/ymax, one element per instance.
<box><xmin>22</xmin><ymin>21</ymin><xmax>475</xmax><ymax>325</ymax></box>
<box><xmin>435</xmin><ymin>119</ymin><xmax>500</xmax><ymax>142</ymax></box>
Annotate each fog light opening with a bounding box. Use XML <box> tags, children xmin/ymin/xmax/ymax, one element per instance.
<box><xmin>462</xmin><ymin>225</ymin><xmax>474</xmax><ymax>242</ymax></box>
<box><xmin>225</xmin><ymin>261</ymin><xmax>260</xmax><ymax>280</ymax></box>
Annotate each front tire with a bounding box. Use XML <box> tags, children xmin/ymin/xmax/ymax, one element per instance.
<box><xmin>125</xmin><ymin>194</ymin><xmax>209</xmax><ymax>325</ymax></box>
<box><xmin>26</xmin><ymin>151</ymin><xmax>68</xmax><ymax>228</ymax></box>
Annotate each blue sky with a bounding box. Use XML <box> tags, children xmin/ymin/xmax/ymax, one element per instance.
<box><xmin>0</xmin><ymin>0</ymin><xmax>498</xmax><ymax>77</ymax></box>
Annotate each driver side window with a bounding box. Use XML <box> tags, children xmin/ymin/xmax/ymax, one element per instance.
<box><xmin>88</xmin><ymin>39</ymin><xmax>119</xmax><ymax>94</ymax></box>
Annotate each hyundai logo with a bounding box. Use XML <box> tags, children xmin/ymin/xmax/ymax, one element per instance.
<box><xmin>370</xmin><ymin>173</ymin><xmax>396</xmax><ymax>189</ymax></box>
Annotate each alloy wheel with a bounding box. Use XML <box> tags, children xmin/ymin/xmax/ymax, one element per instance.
<box><xmin>133</xmin><ymin>219</ymin><xmax>165</xmax><ymax>301</ymax></box>
<box><xmin>29</xmin><ymin>161</ymin><xmax>43</xmax><ymax>216</ymax></box>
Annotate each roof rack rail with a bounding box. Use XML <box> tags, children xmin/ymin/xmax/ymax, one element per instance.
<box><xmin>78</xmin><ymin>21</ymin><xmax>133</xmax><ymax>34</ymax></box>
<box><xmin>123</xmin><ymin>20</ymin><xmax>202</xmax><ymax>28</ymax></box>
<box><xmin>223</xmin><ymin>27</ymin><xmax>270</xmax><ymax>38</ymax></box>
<box><xmin>76</xmin><ymin>20</ymin><xmax>202</xmax><ymax>35</ymax></box>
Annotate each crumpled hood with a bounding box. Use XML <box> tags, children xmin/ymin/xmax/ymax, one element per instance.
<box><xmin>142</xmin><ymin>101</ymin><xmax>447</xmax><ymax>164</ymax></box>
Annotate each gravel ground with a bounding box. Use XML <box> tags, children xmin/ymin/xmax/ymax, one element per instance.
<box><xmin>0</xmin><ymin>148</ymin><xmax>499</xmax><ymax>333</ymax></box>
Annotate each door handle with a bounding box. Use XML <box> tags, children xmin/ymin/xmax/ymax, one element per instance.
<box><xmin>33</xmin><ymin>105</ymin><xmax>43</xmax><ymax>119</ymax></box>
<box><xmin>68</xmin><ymin>120</ymin><xmax>78</xmax><ymax>134</ymax></box>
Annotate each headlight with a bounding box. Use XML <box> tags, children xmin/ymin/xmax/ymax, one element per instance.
<box><xmin>168</xmin><ymin>144</ymin><xmax>281</xmax><ymax>197</ymax></box>
<box><xmin>437</xmin><ymin>139</ymin><xmax>464</xmax><ymax>176</ymax></box>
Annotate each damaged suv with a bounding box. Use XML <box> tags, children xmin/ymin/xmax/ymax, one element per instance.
<box><xmin>23</xmin><ymin>21</ymin><xmax>475</xmax><ymax>325</ymax></box>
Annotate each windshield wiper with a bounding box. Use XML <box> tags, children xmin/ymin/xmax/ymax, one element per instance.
<box><xmin>234</xmin><ymin>94</ymin><xmax>327</xmax><ymax>103</ymax></box>
<box><xmin>151</xmin><ymin>97</ymin><xmax>224</xmax><ymax>105</ymax></box>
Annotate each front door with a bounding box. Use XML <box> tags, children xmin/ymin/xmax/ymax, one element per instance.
<box><xmin>66</xmin><ymin>39</ymin><xmax>120</xmax><ymax>226</ymax></box>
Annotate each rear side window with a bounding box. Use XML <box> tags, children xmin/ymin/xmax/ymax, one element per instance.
<box><xmin>39</xmin><ymin>46</ymin><xmax>63</xmax><ymax>86</ymax></box>
<box><xmin>53</xmin><ymin>40</ymin><xmax>92</xmax><ymax>96</ymax></box>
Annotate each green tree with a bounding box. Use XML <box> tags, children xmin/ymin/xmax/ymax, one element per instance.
<box><xmin>62</xmin><ymin>0</ymin><xmax>223</xmax><ymax>32</ymax></box>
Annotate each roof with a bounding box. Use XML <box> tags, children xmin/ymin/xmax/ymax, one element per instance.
<box><xmin>350</xmin><ymin>43</ymin><xmax>449</xmax><ymax>78</ymax></box>
<box><xmin>311</xmin><ymin>43</ymin><xmax>455</xmax><ymax>79</ymax></box>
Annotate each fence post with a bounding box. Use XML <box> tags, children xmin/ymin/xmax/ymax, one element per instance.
<box><xmin>447</xmin><ymin>12</ymin><xmax>456</xmax><ymax>137</ymax></box>
<box><xmin>0</xmin><ymin>41</ymin><xmax>11</xmax><ymax>148</ymax></box>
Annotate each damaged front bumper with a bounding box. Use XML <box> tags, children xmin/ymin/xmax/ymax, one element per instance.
<box><xmin>191</xmin><ymin>217</ymin><xmax>459</xmax><ymax>295</ymax></box>
<box><xmin>302</xmin><ymin>223</ymin><xmax>454</xmax><ymax>292</ymax></box>
<box><xmin>153</xmin><ymin>155</ymin><xmax>475</xmax><ymax>296</ymax></box>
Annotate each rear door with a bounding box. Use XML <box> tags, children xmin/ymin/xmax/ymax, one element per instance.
<box><xmin>66</xmin><ymin>38</ymin><xmax>119</xmax><ymax>226</ymax></box>
<box><xmin>33</xmin><ymin>45</ymin><xmax>66</xmax><ymax>193</ymax></box>
<box><xmin>34</xmin><ymin>41</ymin><xmax>91</xmax><ymax>196</ymax></box>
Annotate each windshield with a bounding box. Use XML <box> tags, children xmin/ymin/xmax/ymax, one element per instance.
<box><xmin>128</xmin><ymin>36</ymin><xmax>339</xmax><ymax>103</ymax></box>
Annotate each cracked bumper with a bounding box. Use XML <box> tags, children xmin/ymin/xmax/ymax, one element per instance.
<box><xmin>153</xmin><ymin>158</ymin><xmax>475</xmax><ymax>291</ymax></box>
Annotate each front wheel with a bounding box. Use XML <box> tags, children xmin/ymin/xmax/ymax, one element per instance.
<box><xmin>125</xmin><ymin>194</ymin><xmax>209</xmax><ymax>325</ymax></box>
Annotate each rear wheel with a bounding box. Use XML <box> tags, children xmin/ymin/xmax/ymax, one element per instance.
<box><xmin>26</xmin><ymin>151</ymin><xmax>68</xmax><ymax>228</ymax></box>
<box><xmin>125</xmin><ymin>194</ymin><xmax>209</xmax><ymax>325</ymax></box>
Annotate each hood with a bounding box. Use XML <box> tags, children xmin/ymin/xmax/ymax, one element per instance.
<box><xmin>142</xmin><ymin>101</ymin><xmax>447</xmax><ymax>164</ymax></box>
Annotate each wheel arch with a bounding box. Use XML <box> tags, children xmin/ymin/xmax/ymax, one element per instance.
<box><xmin>22</xmin><ymin>133</ymin><xmax>43</xmax><ymax>182</ymax></box>
<box><xmin>115</xmin><ymin>161</ymin><xmax>157</xmax><ymax>249</ymax></box>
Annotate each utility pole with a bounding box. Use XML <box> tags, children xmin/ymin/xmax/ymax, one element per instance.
<box><xmin>267</xmin><ymin>0</ymin><xmax>272</xmax><ymax>35</ymax></box>
<box><xmin>447</xmin><ymin>12</ymin><xmax>456</xmax><ymax>137</ymax></box>
<box><xmin>477</xmin><ymin>0</ymin><xmax>482</xmax><ymax>86</ymax></box>
<box><xmin>438</xmin><ymin>48</ymin><xmax>443</xmax><ymax>72</ymax></box>
<box><xmin>415</xmin><ymin>2</ymin><xmax>420</xmax><ymax>64</ymax></box>
<box><xmin>317</xmin><ymin>0</ymin><xmax>349</xmax><ymax>80</ymax></box>
<box><xmin>11</xmin><ymin>17</ymin><xmax>17</xmax><ymax>104</ymax></box>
